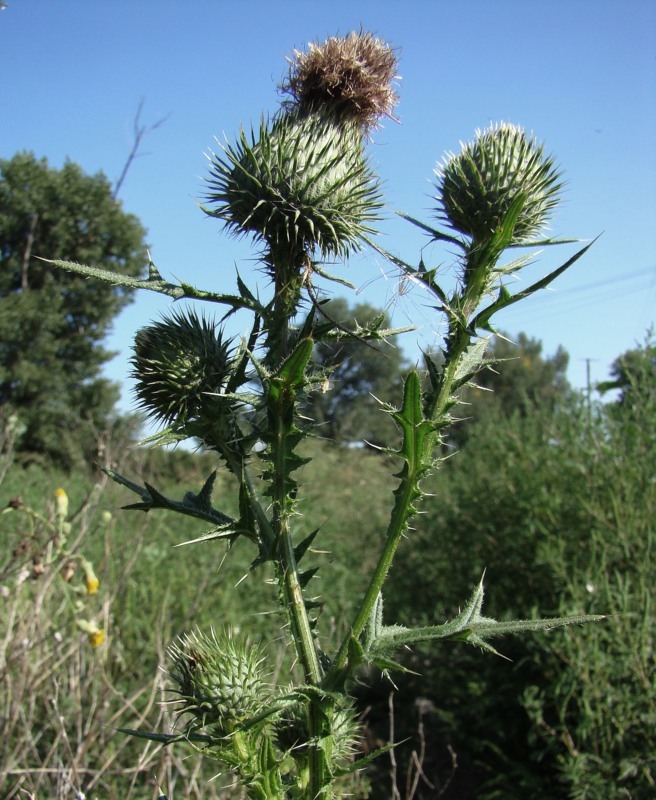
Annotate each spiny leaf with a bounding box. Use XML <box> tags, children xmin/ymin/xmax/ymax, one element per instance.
<box><xmin>333</xmin><ymin>741</ymin><xmax>399</xmax><ymax>777</ymax></box>
<box><xmin>117</xmin><ymin>727</ymin><xmax>211</xmax><ymax>745</ymax></box>
<box><xmin>194</xmin><ymin>471</ymin><xmax>217</xmax><ymax>508</ymax></box>
<box><xmin>391</xmin><ymin>371</ymin><xmax>436</xmax><ymax>474</ymax></box>
<box><xmin>173</xmin><ymin>525</ymin><xmax>241</xmax><ymax>547</ymax></box>
<box><xmin>394</xmin><ymin>212</ymin><xmax>467</xmax><ymax>250</ymax></box>
<box><xmin>451</xmin><ymin>336</ymin><xmax>491</xmax><ymax>390</ymax></box>
<box><xmin>294</xmin><ymin>529</ymin><xmax>320</xmax><ymax>562</ymax></box>
<box><xmin>135</xmin><ymin>425</ymin><xmax>191</xmax><ymax>448</ymax></box>
<box><xmin>472</xmin><ymin>237</ymin><xmax>599</xmax><ymax>330</ymax></box>
<box><xmin>372</xmin><ymin>652</ymin><xmax>417</xmax><ymax>675</ymax></box>
<box><xmin>40</xmin><ymin>257</ymin><xmax>261</xmax><ymax>312</ymax></box>
<box><xmin>366</xmin><ymin>576</ymin><xmax>604</xmax><ymax>661</ymax></box>
<box><xmin>362</xmin><ymin>592</ymin><xmax>384</xmax><ymax>650</ymax></box>
<box><xmin>276</xmin><ymin>337</ymin><xmax>315</xmax><ymax>390</ymax></box>
<box><xmin>104</xmin><ymin>468</ymin><xmax>235</xmax><ymax>528</ymax></box>
<box><xmin>299</xmin><ymin>567</ymin><xmax>320</xmax><ymax>589</ymax></box>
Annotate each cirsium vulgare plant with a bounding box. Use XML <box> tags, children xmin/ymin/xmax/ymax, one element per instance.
<box><xmin>45</xmin><ymin>30</ymin><xmax>601</xmax><ymax>800</ymax></box>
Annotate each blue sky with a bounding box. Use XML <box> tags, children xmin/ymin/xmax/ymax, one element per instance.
<box><xmin>2</xmin><ymin>0</ymin><xmax>655</xmax><ymax>411</ymax></box>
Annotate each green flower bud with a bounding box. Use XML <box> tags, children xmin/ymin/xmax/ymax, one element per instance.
<box><xmin>131</xmin><ymin>309</ymin><xmax>235</xmax><ymax>428</ymax></box>
<box><xmin>169</xmin><ymin>629</ymin><xmax>268</xmax><ymax>737</ymax></box>
<box><xmin>204</xmin><ymin>108</ymin><xmax>382</xmax><ymax>270</ymax></box>
<box><xmin>435</xmin><ymin>122</ymin><xmax>563</xmax><ymax>244</ymax></box>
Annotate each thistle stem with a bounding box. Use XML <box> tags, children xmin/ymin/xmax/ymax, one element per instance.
<box><xmin>265</xmin><ymin>261</ymin><xmax>330</xmax><ymax>798</ymax></box>
<box><xmin>327</xmin><ymin>261</ymin><xmax>489</xmax><ymax>687</ymax></box>
<box><xmin>325</xmin><ymin>473</ymin><xmax>421</xmax><ymax>687</ymax></box>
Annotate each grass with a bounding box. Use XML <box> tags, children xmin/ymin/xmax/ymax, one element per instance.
<box><xmin>0</xmin><ymin>439</ymin><xmax>394</xmax><ymax>799</ymax></box>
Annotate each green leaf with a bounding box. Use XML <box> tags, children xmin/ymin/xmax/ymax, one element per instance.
<box><xmin>276</xmin><ymin>337</ymin><xmax>315</xmax><ymax>389</ymax></box>
<box><xmin>395</xmin><ymin>212</ymin><xmax>468</xmax><ymax>250</ymax></box>
<box><xmin>347</xmin><ymin>634</ymin><xmax>366</xmax><ymax>671</ymax></box>
<box><xmin>104</xmin><ymin>467</ymin><xmax>236</xmax><ymax>530</ymax></box>
<box><xmin>362</xmin><ymin>591</ymin><xmax>384</xmax><ymax>650</ymax></box>
<box><xmin>472</xmin><ymin>237</ymin><xmax>599</xmax><ymax>331</ymax></box>
<box><xmin>40</xmin><ymin>257</ymin><xmax>262</xmax><ymax>312</ymax></box>
<box><xmin>117</xmin><ymin>727</ymin><xmax>211</xmax><ymax>745</ymax></box>
<box><xmin>333</xmin><ymin>741</ymin><xmax>399</xmax><ymax>777</ymax></box>
<box><xmin>366</xmin><ymin>576</ymin><xmax>605</xmax><ymax>659</ymax></box>
<box><xmin>372</xmin><ymin>654</ymin><xmax>417</xmax><ymax>675</ymax></box>
<box><xmin>452</xmin><ymin>336</ymin><xmax>491</xmax><ymax>390</ymax></box>
<box><xmin>135</xmin><ymin>425</ymin><xmax>191</xmax><ymax>448</ymax></box>
<box><xmin>508</xmin><ymin>236</ymin><xmax>581</xmax><ymax>248</ymax></box>
<box><xmin>298</xmin><ymin>567</ymin><xmax>320</xmax><ymax>589</ymax></box>
<box><xmin>294</xmin><ymin>529</ymin><xmax>320</xmax><ymax>562</ymax></box>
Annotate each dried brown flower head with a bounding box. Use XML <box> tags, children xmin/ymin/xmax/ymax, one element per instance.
<box><xmin>282</xmin><ymin>31</ymin><xmax>399</xmax><ymax>130</ymax></box>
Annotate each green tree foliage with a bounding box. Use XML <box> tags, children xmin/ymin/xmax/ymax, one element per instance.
<box><xmin>380</xmin><ymin>343</ymin><xmax>655</xmax><ymax>799</ymax></box>
<box><xmin>302</xmin><ymin>298</ymin><xmax>408</xmax><ymax>446</ymax></box>
<box><xmin>596</xmin><ymin>332</ymin><xmax>656</xmax><ymax>408</ymax></box>
<box><xmin>449</xmin><ymin>331</ymin><xmax>570</xmax><ymax>446</ymax></box>
<box><xmin>521</xmin><ymin>341</ymin><xmax>656</xmax><ymax>799</ymax></box>
<box><xmin>0</xmin><ymin>152</ymin><xmax>148</xmax><ymax>466</ymax></box>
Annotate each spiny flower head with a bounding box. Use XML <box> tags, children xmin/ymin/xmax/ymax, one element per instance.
<box><xmin>205</xmin><ymin>110</ymin><xmax>382</xmax><ymax>270</ymax></box>
<box><xmin>435</xmin><ymin>122</ymin><xmax>563</xmax><ymax>244</ymax></box>
<box><xmin>131</xmin><ymin>308</ymin><xmax>235</xmax><ymax>427</ymax></box>
<box><xmin>282</xmin><ymin>31</ymin><xmax>399</xmax><ymax>131</ymax></box>
<box><xmin>168</xmin><ymin>629</ymin><xmax>269</xmax><ymax>737</ymax></box>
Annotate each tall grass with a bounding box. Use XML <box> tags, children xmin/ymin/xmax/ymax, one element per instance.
<box><xmin>0</xmin><ymin>439</ymin><xmax>393</xmax><ymax>799</ymax></box>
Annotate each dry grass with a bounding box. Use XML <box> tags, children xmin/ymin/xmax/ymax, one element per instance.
<box><xmin>0</xmin><ymin>437</ymin><xmax>242</xmax><ymax>800</ymax></box>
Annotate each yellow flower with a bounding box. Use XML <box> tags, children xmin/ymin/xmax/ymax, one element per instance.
<box><xmin>76</xmin><ymin>618</ymin><xmax>104</xmax><ymax>647</ymax></box>
<box><xmin>83</xmin><ymin>561</ymin><xmax>100</xmax><ymax>595</ymax></box>
<box><xmin>54</xmin><ymin>488</ymin><xmax>69</xmax><ymax>520</ymax></box>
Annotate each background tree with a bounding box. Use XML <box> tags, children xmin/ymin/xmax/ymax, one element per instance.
<box><xmin>449</xmin><ymin>331</ymin><xmax>570</xmax><ymax>446</ymax></box>
<box><xmin>596</xmin><ymin>333</ymin><xmax>656</xmax><ymax>408</ymax></box>
<box><xmin>303</xmin><ymin>297</ymin><xmax>408</xmax><ymax>446</ymax></box>
<box><xmin>376</xmin><ymin>374</ymin><xmax>655</xmax><ymax>799</ymax></box>
<box><xmin>0</xmin><ymin>152</ymin><xmax>149</xmax><ymax>467</ymax></box>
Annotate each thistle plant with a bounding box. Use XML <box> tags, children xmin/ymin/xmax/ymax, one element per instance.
<box><xmin>45</xmin><ymin>30</ymin><xmax>601</xmax><ymax>799</ymax></box>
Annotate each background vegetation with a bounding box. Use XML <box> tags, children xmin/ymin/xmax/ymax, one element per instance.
<box><xmin>1</xmin><ymin>325</ymin><xmax>654</xmax><ymax>799</ymax></box>
<box><xmin>0</xmin><ymin>153</ymin><xmax>148</xmax><ymax>469</ymax></box>
<box><xmin>1</xmin><ymin>132</ymin><xmax>653</xmax><ymax>800</ymax></box>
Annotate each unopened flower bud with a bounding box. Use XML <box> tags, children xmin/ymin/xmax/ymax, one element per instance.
<box><xmin>205</xmin><ymin>110</ymin><xmax>382</xmax><ymax>271</ymax></box>
<box><xmin>435</xmin><ymin>122</ymin><xmax>563</xmax><ymax>245</ymax></box>
<box><xmin>169</xmin><ymin>629</ymin><xmax>268</xmax><ymax>737</ymax></box>
<box><xmin>131</xmin><ymin>309</ymin><xmax>235</xmax><ymax>428</ymax></box>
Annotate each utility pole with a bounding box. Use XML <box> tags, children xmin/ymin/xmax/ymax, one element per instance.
<box><xmin>581</xmin><ymin>357</ymin><xmax>599</xmax><ymax>427</ymax></box>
